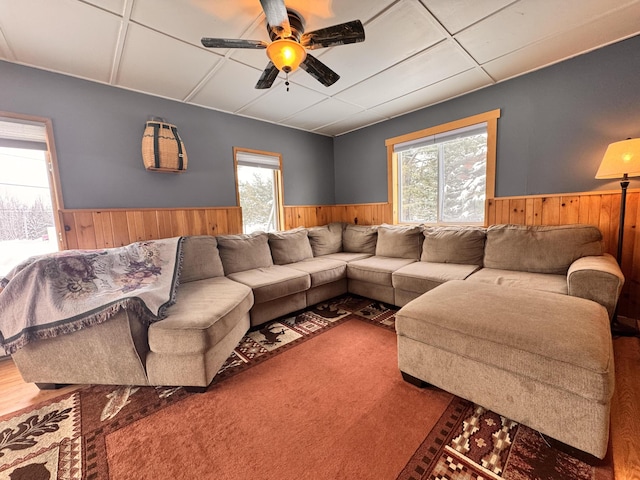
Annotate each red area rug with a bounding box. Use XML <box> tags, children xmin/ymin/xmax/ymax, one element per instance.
<box><xmin>0</xmin><ymin>296</ymin><xmax>613</xmax><ymax>479</ymax></box>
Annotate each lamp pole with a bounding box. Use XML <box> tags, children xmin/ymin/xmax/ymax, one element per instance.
<box><xmin>616</xmin><ymin>173</ymin><xmax>629</xmax><ymax>266</ymax></box>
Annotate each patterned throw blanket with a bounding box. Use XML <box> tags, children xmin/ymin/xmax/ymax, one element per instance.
<box><xmin>0</xmin><ymin>237</ymin><xmax>184</xmax><ymax>355</ymax></box>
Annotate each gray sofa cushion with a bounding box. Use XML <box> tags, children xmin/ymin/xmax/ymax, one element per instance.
<box><xmin>307</xmin><ymin>222</ymin><xmax>343</xmax><ymax>256</ymax></box>
<box><xmin>286</xmin><ymin>257</ymin><xmax>347</xmax><ymax>287</ymax></box>
<box><xmin>227</xmin><ymin>265</ymin><xmax>311</xmax><ymax>304</ymax></box>
<box><xmin>268</xmin><ymin>228</ymin><xmax>314</xmax><ymax>265</ymax></box>
<box><xmin>181</xmin><ymin>236</ymin><xmax>224</xmax><ymax>282</ymax></box>
<box><xmin>484</xmin><ymin>224</ymin><xmax>603</xmax><ymax>274</ymax></box>
<box><xmin>392</xmin><ymin>262</ymin><xmax>480</xmax><ymax>294</ymax></box>
<box><xmin>343</xmin><ymin>224</ymin><xmax>377</xmax><ymax>253</ymax></box>
<box><xmin>320</xmin><ymin>252</ymin><xmax>372</xmax><ymax>263</ymax></box>
<box><xmin>422</xmin><ymin>226</ymin><xmax>486</xmax><ymax>266</ymax></box>
<box><xmin>466</xmin><ymin>267</ymin><xmax>568</xmax><ymax>295</ymax></box>
<box><xmin>347</xmin><ymin>256</ymin><xmax>416</xmax><ymax>286</ymax></box>
<box><xmin>375</xmin><ymin>224</ymin><xmax>423</xmax><ymax>260</ymax></box>
<box><xmin>216</xmin><ymin>232</ymin><xmax>273</xmax><ymax>275</ymax></box>
<box><xmin>149</xmin><ymin>276</ymin><xmax>253</xmax><ymax>355</ymax></box>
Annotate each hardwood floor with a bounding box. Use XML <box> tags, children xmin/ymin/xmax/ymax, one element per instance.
<box><xmin>1</xmin><ymin>337</ymin><xmax>639</xmax><ymax>478</ymax></box>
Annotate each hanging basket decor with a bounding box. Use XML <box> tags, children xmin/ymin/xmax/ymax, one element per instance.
<box><xmin>141</xmin><ymin>118</ymin><xmax>188</xmax><ymax>173</ymax></box>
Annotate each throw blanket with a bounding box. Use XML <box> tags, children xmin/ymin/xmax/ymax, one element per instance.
<box><xmin>0</xmin><ymin>237</ymin><xmax>184</xmax><ymax>355</ymax></box>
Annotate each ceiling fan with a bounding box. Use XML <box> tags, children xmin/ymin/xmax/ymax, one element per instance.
<box><xmin>201</xmin><ymin>0</ymin><xmax>365</xmax><ymax>90</ymax></box>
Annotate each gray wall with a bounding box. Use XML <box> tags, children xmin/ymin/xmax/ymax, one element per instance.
<box><xmin>333</xmin><ymin>34</ymin><xmax>640</xmax><ymax>204</ymax></box>
<box><xmin>0</xmin><ymin>60</ymin><xmax>334</xmax><ymax>209</ymax></box>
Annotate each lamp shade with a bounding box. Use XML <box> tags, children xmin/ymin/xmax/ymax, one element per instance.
<box><xmin>595</xmin><ymin>138</ymin><xmax>640</xmax><ymax>179</ymax></box>
<box><xmin>266</xmin><ymin>39</ymin><xmax>307</xmax><ymax>73</ymax></box>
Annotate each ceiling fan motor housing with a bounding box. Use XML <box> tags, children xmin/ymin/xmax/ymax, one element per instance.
<box><xmin>268</xmin><ymin>9</ymin><xmax>305</xmax><ymax>41</ymax></box>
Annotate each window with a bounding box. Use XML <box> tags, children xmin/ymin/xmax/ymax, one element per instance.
<box><xmin>234</xmin><ymin>148</ymin><xmax>284</xmax><ymax>234</ymax></box>
<box><xmin>386</xmin><ymin>109</ymin><xmax>500</xmax><ymax>225</ymax></box>
<box><xmin>0</xmin><ymin>113</ymin><xmax>64</xmax><ymax>275</ymax></box>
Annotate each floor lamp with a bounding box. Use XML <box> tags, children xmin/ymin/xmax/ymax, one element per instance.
<box><xmin>595</xmin><ymin>138</ymin><xmax>640</xmax><ymax>334</ymax></box>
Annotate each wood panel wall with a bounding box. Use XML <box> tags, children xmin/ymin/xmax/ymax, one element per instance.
<box><xmin>59</xmin><ymin>191</ymin><xmax>638</xmax><ymax>318</ymax></box>
<box><xmin>60</xmin><ymin>207</ymin><xmax>242</xmax><ymax>249</ymax></box>
<box><xmin>283</xmin><ymin>203</ymin><xmax>392</xmax><ymax>229</ymax></box>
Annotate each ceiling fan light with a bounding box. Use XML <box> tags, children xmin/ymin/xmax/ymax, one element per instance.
<box><xmin>266</xmin><ymin>39</ymin><xmax>307</xmax><ymax>73</ymax></box>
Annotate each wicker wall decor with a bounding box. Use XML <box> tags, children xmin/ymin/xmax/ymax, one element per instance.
<box><xmin>141</xmin><ymin>118</ymin><xmax>188</xmax><ymax>173</ymax></box>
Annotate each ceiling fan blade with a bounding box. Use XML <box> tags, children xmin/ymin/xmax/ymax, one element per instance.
<box><xmin>259</xmin><ymin>0</ymin><xmax>291</xmax><ymax>38</ymax></box>
<box><xmin>300</xmin><ymin>20</ymin><xmax>365</xmax><ymax>50</ymax></box>
<box><xmin>299</xmin><ymin>54</ymin><xmax>340</xmax><ymax>87</ymax></box>
<box><xmin>201</xmin><ymin>38</ymin><xmax>267</xmax><ymax>49</ymax></box>
<box><xmin>255</xmin><ymin>62</ymin><xmax>279</xmax><ymax>89</ymax></box>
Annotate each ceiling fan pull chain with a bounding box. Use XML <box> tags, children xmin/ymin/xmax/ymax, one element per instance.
<box><xmin>285</xmin><ymin>71</ymin><xmax>290</xmax><ymax>92</ymax></box>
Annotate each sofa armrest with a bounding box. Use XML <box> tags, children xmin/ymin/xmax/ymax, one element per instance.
<box><xmin>567</xmin><ymin>253</ymin><xmax>624</xmax><ymax>319</ymax></box>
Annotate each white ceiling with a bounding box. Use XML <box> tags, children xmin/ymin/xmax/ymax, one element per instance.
<box><xmin>1</xmin><ymin>0</ymin><xmax>639</xmax><ymax>136</ymax></box>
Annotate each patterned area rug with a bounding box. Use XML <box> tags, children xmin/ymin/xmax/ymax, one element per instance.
<box><xmin>0</xmin><ymin>296</ymin><xmax>612</xmax><ymax>480</ymax></box>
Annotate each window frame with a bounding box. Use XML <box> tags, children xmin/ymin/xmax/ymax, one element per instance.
<box><xmin>233</xmin><ymin>147</ymin><xmax>285</xmax><ymax>233</ymax></box>
<box><xmin>0</xmin><ymin>110</ymin><xmax>66</xmax><ymax>248</ymax></box>
<box><xmin>385</xmin><ymin>109</ymin><xmax>500</xmax><ymax>226</ymax></box>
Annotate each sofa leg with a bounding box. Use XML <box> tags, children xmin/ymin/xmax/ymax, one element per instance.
<box><xmin>184</xmin><ymin>385</ymin><xmax>208</xmax><ymax>394</ymax></box>
<box><xmin>35</xmin><ymin>383</ymin><xmax>68</xmax><ymax>390</ymax></box>
<box><xmin>401</xmin><ymin>371</ymin><xmax>428</xmax><ymax>388</ymax></box>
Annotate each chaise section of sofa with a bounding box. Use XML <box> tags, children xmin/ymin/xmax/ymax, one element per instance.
<box><xmin>12</xmin><ymin>235</ymin><xmax>255</xmax><ymax>389</ymax></box>
<box><xmin>146</xmin><ymin>236</ymin><xmax>254</xmax><ymax>387</ymax></box>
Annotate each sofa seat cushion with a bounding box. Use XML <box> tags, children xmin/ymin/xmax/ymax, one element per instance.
<box><xmin>392</xmin><ymin>262</ymin><xmax>480</xmax><ymax>294</ymax></box>
<box><xmin>286</xmin><ymin>257</ymin><xmax>346</xmax><ymax>287</ymax></box>
<box><xmin>320</xmin><ymin>252</ymin><xmax>372</xmax><ymax>263</ymax></box>
<box><xmin>466</xmin><ymin>268</ymin><xmax>568</xmax><ymax>295</ymax></box>
<box><xmin>347</xmin><ymin>256</ymin><xmax>416</xmax><ymax>286</ymax></box>
<box><xmin>227</xmin><ymin>265</ymin><xmax>311</xmax><ymax>304</ymax></box>
<box><xmin>396</xmin><ymin>280</ymin><xmax>613</xmax><ymax>402</ymax></box>
<box><xmin>148</xmin><ymin>277</ymin><xmax>253</xmax><ymax>355</ymax></box>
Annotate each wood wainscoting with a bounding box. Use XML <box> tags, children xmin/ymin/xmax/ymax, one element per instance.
<box><xmin>60</xmin><ymin>207</ymin><xmax>242</xmax><ymax>249</ymax></box>
<box><xmin>283</xmin><ymin>203</ymin><xmax>393</xmax><ymax>228</ymax></box>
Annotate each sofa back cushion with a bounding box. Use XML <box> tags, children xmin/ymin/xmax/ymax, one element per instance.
<box><xmin>181</xmin><ymin>236</ymin><xmax>225</xmax><ymax>282</ymax></box>
<box><xmin>268</xmin><ymin>228</ymin><xmax>314</xmax><ymax>265</ymax></box>
<box><xmin>422</xmin><ymin>226</ymin><xmax>486</xmax><ymax>266</ymax></box>
<box><xmin>216</xmin><ymin>231</ymin><xmax>273</xmax><ymax>275</ymax></box>
<box><xmin>307</xmin><ymin>222</ymin><xmax>343</xmax><ymax>256</ymax></box>
<box><xmin>484</xmin><ymin>224</ymin><xmax>603</xmax><ymax>274</ymax></box>
<box><xmin>343</xmin><ymin>224</ymin><xmax>378</xmax><ymax>254</ymax></box>
<box><xmin>375</xmin><ymin>224</ymin><xmax>423</xmax><ymax>259</ymax></box>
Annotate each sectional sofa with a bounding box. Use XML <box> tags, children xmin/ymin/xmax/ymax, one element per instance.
<box><xmin>11</xmin><ymin>222</ymin><xmax>624</xmax><ymax>391</ymax></box>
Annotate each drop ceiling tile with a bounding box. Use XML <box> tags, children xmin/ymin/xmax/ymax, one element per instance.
<box><xmin>117</xmin><ymin>24</ymin><xmax>222</xmax><ymax>100</ymax></box>
<box><xmin>285</xmin><ymin>0</ymin><xmax>397</xmax><ymax>30</ymax></box>
<box><xmin>368</xmin><ymin>68</ymin><xmax>493</xmax><ymax>119</ymax></box>
<box><xmin>280</xmin><ymin>98</ymin><xmax>363</xmax><ymax>131</ymax></box>
<box><xmin>83</xmin><ymin>0</ymin><xmax>125</xmax><ymax>15</ymax></box>
<box><xmin>0</xmin><ymin>0</ymin><xmax>121</xmax><ymax>82</ymax></box>
<box><xmin>420</xmin><ymin>0</ymin><xmax>516</xmax><ymax>34</ymax></box>
<box><xmin>237</xmin><ymin>83</ymin><xmax>327</xmax><ymax>123</ymax></box>
<box><xmin>291</xmin><ymin>0</ymin><xmax>446</xmax><ymax>94</ymax></box>
<box><xmin>190</xmin><ymin>59</ymin><xmax>269</xmax><ymax>113</ymax></box>
<box><xmin>456</xmin><ymin>0</ymin><xmax>639</xmax><ymax>64</ymax></box>
<box><xmin>335</xmin><ymin>40</ymin><xmax>475</xmax><ymax>109</ymax></box>
<box><xmin>314</xmin><ymin>109</ymin><xmax>388</xmax><ymax>136</ymax></box>
<box><xmin>131</xmin><ymin>0</ymin><xmax>261</xmax><ymax>47</ymax></box>
<box><xmin>483</xmin><ymin>2</ymin><xmax>640</xmax><ymax>81</ymax></box>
